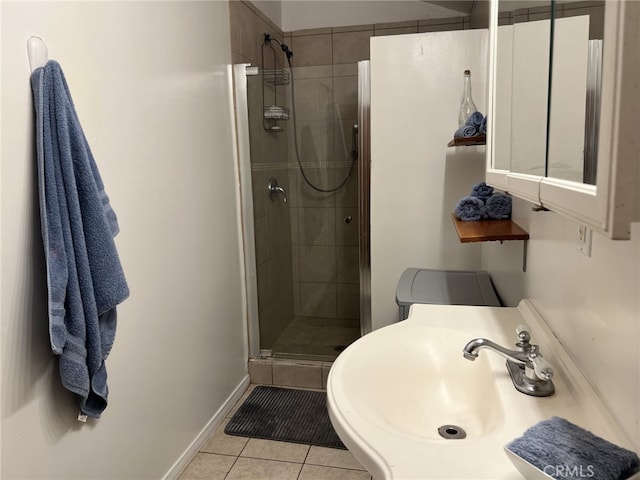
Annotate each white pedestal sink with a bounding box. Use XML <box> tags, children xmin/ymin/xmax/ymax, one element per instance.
<box><xmin>327</xmin><ymin>301</ymin><xmax>636</xmax><ymax>480</ymax></box>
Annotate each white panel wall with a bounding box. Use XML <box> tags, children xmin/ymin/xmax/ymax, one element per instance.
<box><xmin>482</xmin><ymin>199</ymin><xmax>640</xmax><ymax>447</ymax></box>
<box><xmin>1</xmin><ymin>2</ymin><xmax>248</xmax><ymax>478</ymax></box>
<box><xmin>370</xmin><ymin>31</ymin><xmax>488</xmax><ymax>331</ymax></box>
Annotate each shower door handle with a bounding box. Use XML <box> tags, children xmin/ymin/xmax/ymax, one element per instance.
<box><xmin>351</xmin><ymin>124</ymin><xmax>358</xmax><ymax>159</ymax></box>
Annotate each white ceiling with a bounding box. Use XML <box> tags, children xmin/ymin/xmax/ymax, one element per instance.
<box><xmin>253</xmin><ymin>0</ymin><xmax>582</xmax><ymax>32</ymax></box>
<box><xmin>252</xmin><ymin>0</ymin><xmax>472</xmax><ymax>32</ymax></box>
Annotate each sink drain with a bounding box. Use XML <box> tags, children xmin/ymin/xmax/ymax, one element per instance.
<box><xmin>438</xmin><ymin>425</ymin><xmax>467</xmax><ymax>440</ymax></box>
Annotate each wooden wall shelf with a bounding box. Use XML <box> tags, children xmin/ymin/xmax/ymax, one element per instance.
<box><xmin>447</xmin><ymin>135</ymin><xmax>486</xmax><ymax>147</ymax></box>
<box><xmin>451</xmin><ymin>214</ymin><xmax>529</xmax><ymax>243</ymax></box>
<box><xmin>451</xmin><ymin>214</ymin><xmax>530</xmax><ymax>271</ymax></box>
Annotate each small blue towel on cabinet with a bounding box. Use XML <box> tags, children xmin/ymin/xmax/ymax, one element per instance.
<box><xmin>507</xmin><ymin>417</ymin><xmax>640</xmax><ymax>480</ymax></box>
<box><xmin>31</xmin><ymin>60</ymin><xmax>129</xmax><ymax>418</ymax></box>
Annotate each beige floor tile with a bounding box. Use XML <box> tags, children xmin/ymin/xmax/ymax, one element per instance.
<box><xmin>225</xmin><ymin>457</ymin><xmax>302</xmax><ymax>480</ymax></box>
<box><xmin>240</xmin><ymin>438</ymin><xmax>310</xmax><ymax>463</ymax></box>
<box><xmin>200</xmin><ymin>418</ymin><xmax>249</xmax><ymax>456</ymax></box>
<box><xmin>178</xmin><ymin>453</ymin><xmax>236</xmax><ymax>480</ymax></box>
<box><xmin>305</xmin><ymin>446</ymin><xmax>366</xmax><ymax>470</ymax></box>
<box><xmin>298</xmin><ymin>464</ymin><xmax>372</xmax><ymax>480</ymax></box>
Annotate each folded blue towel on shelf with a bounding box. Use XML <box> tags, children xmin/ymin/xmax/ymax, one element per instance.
<box><xmin>453</xmin><ymin>112</ymin><xmax>485</xmax><ymax>139</ymax></box>
<box><xmin>507</xmin><ymin>417</ymin><xmax>640</xmax><ymax>480</ymax></box>
<box><xmin>455</xmin><ymin>196</ymin><xmax>485</xmax><ymax>221</ymax></box>
<box><xmin>485</xmin><ymin>192</ymin><xmax>512</xmax><ymax>220</ymax></box>
<box><xmin>471</xmin><ymin>181</ymin><xmax>494</xmax><ymax>201</ymax></box>
<box><xmin>454</xmin><ymin>124</ymin><xmax>478</xmax><ymax>139</ymax></box>
<box><xmin>467</xmin><ymin>111</ymin><xmax>484</xmax><ymax>128</ymax></box>
<box><xmin>479</xmin><ymin>115</ymin><xmax>487</xmax><ymax>135</ymax></box>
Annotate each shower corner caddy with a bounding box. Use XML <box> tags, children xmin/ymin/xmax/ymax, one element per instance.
<box><xmin>262</xmin><ymin>41</ymin><xmax>290</xmax><ymax>131</ymax></box>
<box><xmin>263</xmin><ymin>69</ymin><xmax>290</xmax><ymax>119</ymax></box>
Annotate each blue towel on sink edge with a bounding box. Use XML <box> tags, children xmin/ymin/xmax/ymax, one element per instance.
<box><xmin>31</xmin><ymin>60</ymin><xmax>130</xmax><ymax>418</ymax></box>
<box><xmin>506</xmin><ymin>417</ymin><xmax>640</xmax><ymax>480</ymax></box>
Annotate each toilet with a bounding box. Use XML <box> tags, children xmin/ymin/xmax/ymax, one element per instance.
<box><xmin>395</xmin><ymin>268</ymin><xmax>502</xmax><ymax>321</ymax></box>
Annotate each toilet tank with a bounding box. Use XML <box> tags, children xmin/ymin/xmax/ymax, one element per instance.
<box><xmin>395</xmin><ymin>268</ymin><xmax>502</xmax><ymax>321</ymax></box>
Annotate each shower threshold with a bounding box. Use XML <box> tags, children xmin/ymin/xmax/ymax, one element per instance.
<box><xmin>269</xmin><ymin>316</ymin><xmax>360</xmax><ymax>362</ymax></box>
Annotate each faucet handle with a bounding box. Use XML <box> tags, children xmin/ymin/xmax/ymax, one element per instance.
<box><xmin>515</xmin><ymin>324</ymin><xmax>531</xmax><ymax>349</ymax></box>
<box><xmin>528</xmin><ymin>345</ymin><xmax>554</xmax><ymax>381</ymax></box>
<box><xmin>515</xmin><ymin>324</ymin><xmax>531</xmax><ymax>341</ymax></box>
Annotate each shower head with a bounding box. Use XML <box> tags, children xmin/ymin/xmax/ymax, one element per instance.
<box><xmin>263</xmin><ymin>33</ymin><xmax>294</xmax><ymax>60</ymax></box>
<box><xmin>279</xmin><ymin>42</ymin><xmax>293</xmax><ymax>60</ymax></box>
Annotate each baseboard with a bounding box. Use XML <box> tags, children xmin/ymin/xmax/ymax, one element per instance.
<box><xmin>162</xmin><ymin>374</ymin><xmax>251</xmax><ymax>480</ymax></box>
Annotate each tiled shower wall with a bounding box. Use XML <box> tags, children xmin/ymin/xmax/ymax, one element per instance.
<box><xmin>228</xmin><ymin>1</ymin><xmax>479</xmax><ymax>348</ymax></box>
<box><xmin>284</xmin><ymin>35</ymin><xmax>361</xmax><ymax>322</ymax></box>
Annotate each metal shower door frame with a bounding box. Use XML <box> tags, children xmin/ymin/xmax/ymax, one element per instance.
<box><xmin>232</xmin><ymin>63</ymin><xmax>261</xmax><ymax>359</ymax></box>
<box><xmin>358</xmin><ymin>60</ymin><xmax>372</xmax><ymax>337</ymax></box>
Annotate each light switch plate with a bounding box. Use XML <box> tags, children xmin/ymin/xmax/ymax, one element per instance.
<box><xmin>577</xmin><ymin>225</ymin><xmax>593</xmax><ymax>257</ymax></box>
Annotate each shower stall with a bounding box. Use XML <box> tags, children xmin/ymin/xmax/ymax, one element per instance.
<box><xmin>233</xmin><ymin>39</ymin><xmax>371</xmax><ymax>362</ymax></box>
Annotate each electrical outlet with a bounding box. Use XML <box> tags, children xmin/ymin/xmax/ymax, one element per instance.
<box><xmin>577</xmin><ymin>225</ymin><xmax>593</xmax><ymax>257</ymax></box>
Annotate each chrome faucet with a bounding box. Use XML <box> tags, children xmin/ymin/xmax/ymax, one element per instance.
<box><xmin>463</xmin><ymin>325</ymin><xmax>555</xmax><ymax>397</ymax></box>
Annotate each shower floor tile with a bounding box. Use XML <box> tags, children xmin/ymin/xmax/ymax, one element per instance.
<box><xmin>270</xmin><ymin>316</ymin><xmax>360</xmax><ymax>361</ymax></box>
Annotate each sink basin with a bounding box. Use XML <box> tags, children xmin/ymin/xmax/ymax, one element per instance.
<box><xmin>327</xmin><ymin>301</ymin><xmax>636</xmax><ymax>480</ymax></box>
<box><xmin>340</xmin><ymin>326</ymin><xmax>504</xmax><ymax>441</ymax></box>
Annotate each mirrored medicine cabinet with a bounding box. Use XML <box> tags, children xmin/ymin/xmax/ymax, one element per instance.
<box><xmin>486</xmin><ymin>0</ymin><xmax>639</xmax><ymax>239</ymax></box>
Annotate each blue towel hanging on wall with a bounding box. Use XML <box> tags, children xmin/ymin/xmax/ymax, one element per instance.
<box><xmin>31</xmin><ymin>60</ymin><xmax>129</xmax><ymax>418</ymax></box>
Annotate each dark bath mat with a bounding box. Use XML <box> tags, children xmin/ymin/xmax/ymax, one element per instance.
<box><xmin>225</xmin><ymin>386</ymin><xmax>346</xmax><ymax>449</ymax></box>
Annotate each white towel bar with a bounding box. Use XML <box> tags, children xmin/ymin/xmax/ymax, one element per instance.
<box><xmin>27</xmin><ymin>36</ymin><xmax>48</xmax><ymax>73</ymax></box>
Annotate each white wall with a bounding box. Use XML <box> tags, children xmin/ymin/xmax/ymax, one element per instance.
<box><xmin>1</xmin><ymin>2</ymin><xmax>248</xmax><ymax>478</ymax></box>
<box><xmin>482</xmin><ymin>198</ymin><xmax>640</xmax><ymax>447</ymax></box>
<box><xmin>369</xmin><ymin>31</ymin><xmax>488</xmax><ymax>331</ymax></box>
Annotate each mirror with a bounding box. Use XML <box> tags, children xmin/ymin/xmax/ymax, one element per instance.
<box><xmin>493</xmin><ymin>2</ymin><xmax>551</xmax><ymax>176</ymax></box>
<box><xmin>493</xmin><ymin>1</ymin><xmax>605</xmax><ymax>184</ymax></box>
<box><xmin>487</xmin><ymin>0</ymin><xmax>638</xmax><ymax>239</ymax></box>
<box><xmin>547</xmin><ymin>1</ymin><xmax>604</xmax><ymax>184</ymax></box>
